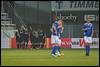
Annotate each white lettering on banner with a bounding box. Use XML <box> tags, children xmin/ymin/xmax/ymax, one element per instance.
<box><xmin>71</xmin><ymin>38</ymin><xmax>99</xmax><ymax>48</ymax></box>
<box><xmin>55</xmin><ymin>13</ymin><xmax>77</xmax><ymax>21</ymax></box>
<box><xmin>51</xmin><ymin>1</ymin><xmax>99</xmax><ymax>11</ymax></box>
<box><xmin>60</xmin><ymin>38</ymin><xmax>99</xmax><ymax>48</ymax></box>
<box><xmin>61</xmin><ymin>42</ymin><xmax>72</xmax><ymax>45</ymax></box>
<box><xmin>61</xmin><ymin>14</ymin><xmax>77</xmax><ymax>21</ymax></box>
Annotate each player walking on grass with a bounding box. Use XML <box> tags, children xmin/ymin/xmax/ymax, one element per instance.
<box><xmin>82</xmin><ymin>19</ymin><xmax>94</xmax><ymax>56</ymax></box>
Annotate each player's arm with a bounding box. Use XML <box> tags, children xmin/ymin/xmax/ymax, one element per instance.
<box><xmin>81</xmin><ymin>24</ymin><xmax>87</xmax><ymax>32</ymax></box>
<box><xmin>50</xmin><ymin>23</ymin><xmax>57</xmax><ymax>33</ymax></box>
<box><xmin>61</xmin><ymin>27</ymin><xmax>64</xmax><ymax>33</ymax></box>
<box><xmin>60</xmin><ymin>20</ymin><xmax>64</xmax><ymax>33</ymax></box>
<box><xmin>91</xmin><ymin>25</ymin><xmax>95</xmax><ymax>37</ymax></box>
<box><xmin>82</xmin><ymin>28</ymin><xmax>87</xmax><ymax>32</ymax></box>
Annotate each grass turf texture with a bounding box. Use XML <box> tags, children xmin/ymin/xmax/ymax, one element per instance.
<box><xmin>1</xmin><ymin>48</ymin><xmax>99</xmax><ymax>66</ymax></box>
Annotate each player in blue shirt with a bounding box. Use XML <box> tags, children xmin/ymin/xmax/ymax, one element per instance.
<box><xmin>51</xmin><ymin>20</ymin><xmax>59</xmax><ymax>57</ymax></box>
<box><xmin>51</xmin><ymin>18</ymin><xmax>64</xmax><ymax>57</ymax></box>
<box><xmin>82</xmin><ymin>19</ymin><xmax>94</xmax><ymax>56</ymax></box>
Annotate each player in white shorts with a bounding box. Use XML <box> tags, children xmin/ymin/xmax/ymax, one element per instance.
<box><xmin>82</xmin><ymin>19</ymin><xmax>94</xmax><ymax>56</ymax></box>
<box><xmin>51</xmin><ymin>18</ymin><xmax>64</xmax><ymax>57</ymax></box>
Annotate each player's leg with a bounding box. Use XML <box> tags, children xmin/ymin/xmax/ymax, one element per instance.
<box><xmin>24</xmin><ymin>38</ymin><xmax>27</xmax><ymax>48</ymax></box>
<box><xmin>84</xmin><ymin>36</ymin><xmax>89</xmax><ymax>56</ymax></box>
<box><xmin>31</xmin><ymin>37</ymin><xmax>34</xmax><ymax>49</ymax></box>
<box><xmin>20</xmin><ymin>43</ymin><xmax>21</xmax><ymax>48</ymax></box>
<box><xmin>16</xmin><ymin>38</ymin><xmax>18</xmax><ymax>48</ymax></box>
<box><xmin>17</xmin><ymin>42</ymin><xmax>20</xmax><ymax>48</ymax></box>
<box><xmin>22</xmin><ymin>35</ymin><xmax>25</xmax><ymax>48</ymax></box>
<box><xmin>86</xmin><ymin>37</ymin><xmax>92</xmax><ymax>56</ymax></box>
<box><xmin>20</xmin><ymin>42</ymin><xmax>22</xmax><ymax>48</ymax></box>
<box><xmin>56</xmin><ymin>39</ymin><xmax>61</xmax><ymax>56</ymax></box>
<box><xmin>86</xmin><ymin>43</ymin><xmax>91</xmax><ymax>56</ymax></box>
<box><xmin>85</xmin><ymin>37</ymin><xmax>92</xmax><ymax>56</ymax></box>
<box><xmin>57</xmin><ymin>46</ymin><xmax>60</xmax><ymax>53</ymax></box>
<box><xmin>25</xmin><ymin>41</ymin><xmax>27</xmax><ymax>48</ymax></box>
<box><xmin>17</xmin><ymin>38</ymin><xmax>20</xmax><ymax>48</ymax></box>
<box><xmin>86</xmin><ymin>43</ymin><xmax>90</xmax><ymax>56</ymax></box>
<box><xmin>31</xmin><ymin>41</ymin><xmax>33</xmax><ymax>49</ymax></box>
<box><xmin>51</xmin><ymin>44</ymin><xmax>56</xmax><ymax>55</ymax></box>
<box><xmin>56</xmin><ymin>33</ymin><xmax>64</xmax><ymax>56</ymax></box>
<box><xmin>26</xmin><ymin>38</ymin><xmax>28</xmax><ymax>48</ymax></box>
<box><xmin>58</xmin><ymin>39</ymin><xmax>61</xmax><ymax>53</ymax></box>
<box><xmin>51</xmin><ymin>35</ymin><xmax>57</xmax><ymax>57</ymax></box>
<box><xmin>26</xmin><ymin>39</ymin><xmax>28</xmax><ymax>48</ymax></box>
<box><xmin>23</xmin><ymin>41</ymin><xmax>25</xmax><ymax>48</ymax></box>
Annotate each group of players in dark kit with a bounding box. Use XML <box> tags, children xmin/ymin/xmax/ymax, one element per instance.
<box><xmin>15</xmin><ymin>26</ymin><xmax>46</xmax><ymax>49</ymax></box>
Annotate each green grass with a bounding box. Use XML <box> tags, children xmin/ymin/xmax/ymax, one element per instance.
<box><xmin>1</xmin><ymin>48</ymin><xmax>99</xmax><ymax>66</ymax></box>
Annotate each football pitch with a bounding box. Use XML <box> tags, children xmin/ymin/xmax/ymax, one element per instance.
<box><xmin>1</xmin><ymin>48</ymin><xmax>99</xmax><ymax>66</ymax></box>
